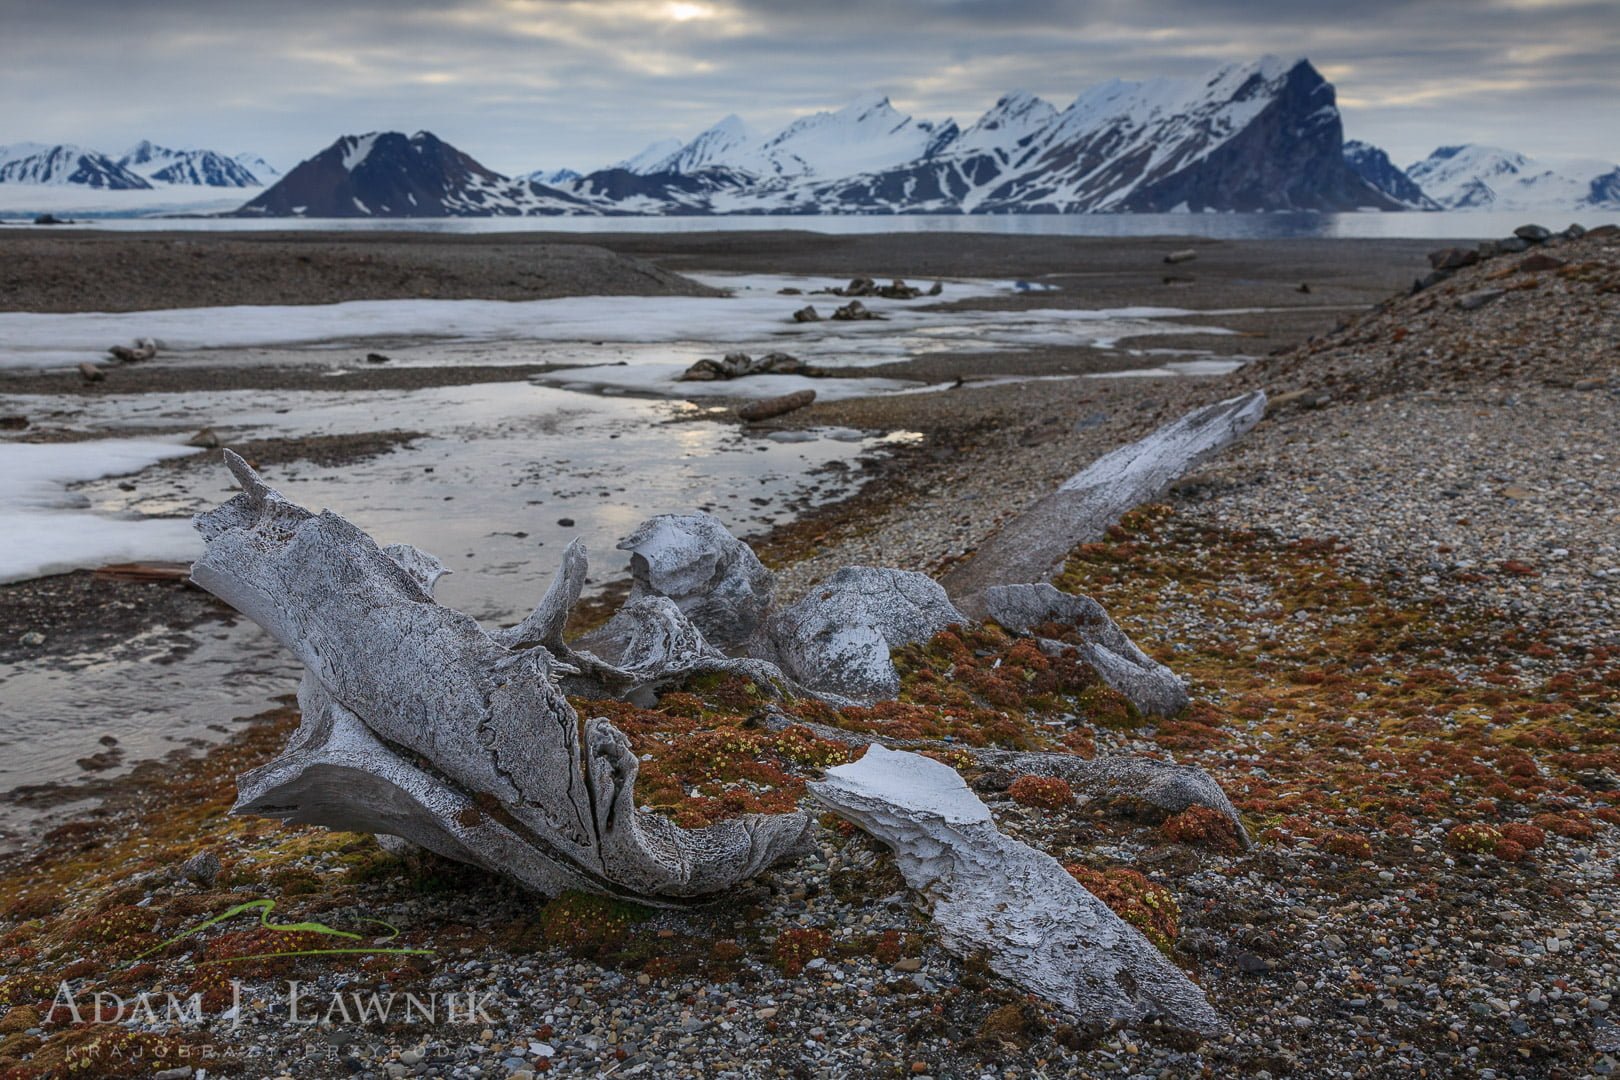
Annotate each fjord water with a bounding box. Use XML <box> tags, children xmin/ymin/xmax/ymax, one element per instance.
<box><xmin>6</xmin><ymin>210</ymin><xmax>1617</xmax><ymax>239</ymax></box>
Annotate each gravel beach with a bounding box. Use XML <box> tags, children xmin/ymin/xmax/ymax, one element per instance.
<box><xmin>0</xmin><ymin>227</ymin><xmax>1616</xmax><ymax>1079</ymax></box>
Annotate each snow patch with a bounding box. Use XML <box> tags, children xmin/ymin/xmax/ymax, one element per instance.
<box><xmin>0</xmin><ymin>439</ymin><xmax>203</xmax><ymax>582</ymax></box>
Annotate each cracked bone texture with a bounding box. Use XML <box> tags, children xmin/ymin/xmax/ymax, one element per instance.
<box><xmin>572</xmin><ymin>594</ymin><xmax>791</xmax><ymax>705</ymax></box>
<box><xmin>756</xmin><ymin>566</ymin><xmax>967</xmax><ymax>703</ymax></box>
<box><xmin>982</xmin><ymin>582</ymin><xmax>1189</xmax><ymax>716</ymax></box>
<box><xmin>194</xmin><ymin>451</ymin><xmax>808</xmax><ymax>903</ymax></box>
<box><xmin>944</xmin><ymin>392</ymin><xmax>1266</xmax><ymax>617</ymax></box>
<box><xmin>618</xmin><ymin>513</ymin><xmax>775</xmax><ymax>652</ymax></box>
<box><xmin>810</xmin><ymin>746</ymin><xmax>1224</xmax><ymax>1035</ymax></box>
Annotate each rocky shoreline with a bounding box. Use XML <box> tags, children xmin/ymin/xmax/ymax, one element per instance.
<box><xmin>1</xmin><ymin>229</ymin><xmax>1616</xmax><ymax>1078</ymax></box>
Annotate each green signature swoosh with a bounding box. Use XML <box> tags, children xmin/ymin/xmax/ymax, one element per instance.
<box><xmin>135</xmin><ymin>898</ymin><xmax>436</xmax><ymax>965</ymax></box>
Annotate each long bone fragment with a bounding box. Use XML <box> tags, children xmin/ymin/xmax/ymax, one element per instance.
<box><xmin>809</xmin><ymin>746</ymin><xmax>1224</xmax><ymax>1035</ymax></box>
<box><xmin>943</xmin><ymin>391</ymin><xmax>1266</xmax><ymax>618</ymax></box>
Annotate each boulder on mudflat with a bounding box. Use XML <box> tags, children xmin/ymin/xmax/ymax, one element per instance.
<box><xmin>832</xmin><ymin>300</ymin><xmax>880</xmax><ymax>321</ymax></box>
<box><xmin>679</xmin><ymin>352</ymin><xmax>809</xmax><ymax>381</ymax></box>
<box><xmin>792</xmin><ymin>305</ymin><xmax>821</xmax><ymax>323</ymax></box>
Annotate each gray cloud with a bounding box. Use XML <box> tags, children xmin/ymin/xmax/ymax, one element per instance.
<box><xmin>1</xmin><ymin>0</ymin><xmax>1614</xmax><ymax>175</ymax></box>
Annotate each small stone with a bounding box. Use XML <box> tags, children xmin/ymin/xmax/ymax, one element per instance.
<box><xmin>399</xmin><ymin>1050</ymin><xmax>423</xmax><ymax>1066</ymax></box>
<box><xmin>894</xmin><ymin>957</ymin><xmax>922</xmax><ymax>972</ymax></box>
<box><xmin>366</xmin><ymin>352</ymin><xmax>392</xmax><ymax>364</ymax></box>
<box><xmin>1513</xmin><ymin>224</ymin><xmax>1552</xmax><ymax>243</ymax></box>
<box><xmin>18</xmin><ymin>631</ymin><xmax>45</xmax><ymax>647</ymax></box>
<box><xmin>180</xmin><ymin>850</ymin><xmax>221</xmax><ymax>886</ymax></box>
<box><xmin>78</xmin><ymin>362</ymin><xmax>105</xmax><ymax>382</ymax></box>
<box><xmin>1457</xmin><ymin>289</ymin><xmax>1504</xmax><ymax>311</ymax></box>
<box><xmin>792</xmin><ymin>305</ymin><xmax>821</xmax><ymax>323</ymax></box>
<box><xmin>187</xmin><ymin>427</ymin><xmax>221</xmax><ymax>448</ymax></box>
<box><xmin>1236</xmin><ymin>952</ymin><xmax>1268</xmax><ymax>974</ymax></box>
<box><xmin>1428</xmin><ymin>247</ymin><xmax>1477</xmax><ymax>271</ymax></box>
<box><xmin>557</xmin><ymin>518</ymin><xmax>575</xmax><ymax>527</ymax></box>
<box><xmin>1517</xmin><ymin>252</ymin><xmax>1565</xmax><ymax>273</ymax></box>
<box><xmin>1573</xmin><ymin>377</ymin><xmax>1608</xmax><ymax>391</ymax></box>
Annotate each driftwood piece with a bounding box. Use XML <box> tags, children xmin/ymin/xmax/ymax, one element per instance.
<box><xmin>737</xmin><ymin>389</ymin><xmax>816</xmax><ymax>422</ymax></box>
<box><xmin>194</xmin><ymin>451</ymin><xmax>809</xmax><ymax>904</ymax></box>
<box><xmin>943</xmin><ymin>392</ymin><xmax>1266</xmax><ymax>617</ymax></box>
<box><xmin>809</xmin><ymin>746</ymin><xmax>1223</xmax><ymax>1034</ymax></box>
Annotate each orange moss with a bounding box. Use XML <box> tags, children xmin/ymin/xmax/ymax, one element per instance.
<box><xmin>1007</xmin><ymin>775</ymin><xmax>1074</xmax><ymax>811</ymax></box>
<box><xmin>1065</xmin><ymin>865</ymin><xmax>1179</xmax><ymax>954</ymax></box>
<box><xmin>1161</xmin><ymin>806</ymin><xmax>1243</xmax><ymax>854</ymax></box>
<box><xmin>773</xmin><ymin>927</ymin><xmax>832</xmax><ymax>977</ymax></box>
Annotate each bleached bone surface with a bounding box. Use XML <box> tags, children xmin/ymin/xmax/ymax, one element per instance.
<box><xmin>757</xmin><ymin>566</ymin><xmax>966</xmax><ymax>702</ymax></box>
<box><xmin>574</xmin><ymin>595</ymin><xmax>790</xmax><ymax>705</ymax></box>
<box><xmin>618</xmin><ymin>513</ymin><xmax>775</xmax><ymax>652</ymax></box>
<box><xmin>810</xmin><ymin>746</ymin><xmax>1223</xmax><ymax>1035</ymax></box>
<box><xmin>196</xmin><ymin>451</ymin><xmax>808</xmax><ymax>903</ymax></box>
<box><xmin>983</xmin><ymin>583</ymin><xmax>1188</xmax><ymax>716</ymax></box>
<box><xmin>944</xmin><ymin>392</ymin><xmax>1266</xmax><ymax>616</ymax></box>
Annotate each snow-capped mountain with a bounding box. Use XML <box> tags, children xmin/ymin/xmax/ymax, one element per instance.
<box><xmin>751</xmin><ymin>94</ymin><xmax>955</xmax><ymax>181</ymax></box>
<box><xmin>0</xmin><ymin>143</ymin><xmax>151</xmax><ymax>189</ymax></box>
<box><xmin>1343</xmin><ymin>140</ymin><xmax>1436</xmax><ymax>209</ymax></box>
<box><xmin>237</xmin><ymin>130</ymin><xmax>593</xmax><ymax>217</ymax></box>
<box><xmin>521</xmin><ymin>167</ymin><xmax>583</xmax><ymax>185</ymax></box>
<box><xmin>236</xmin><ymin>153</ymin><xmax>281</xmax><ymax>182</ymax></box>
<box><xmin>240</xmin><ymin>57</ymin><xmax>1620</xmax><ymax>218</ymax></box>
<box><xmin>533</xmin><ymin>57</ymin><xmax>1404</xmax><ymax>214</ymax></box>
<box><xmin>638</xmin><ymin>115</ymin><xmax>755</xmax><ymax>175</ymax></box>
<box><xmin>119</xmin><ymin>141</ymin><xmax>264</xmax><ymax>187</ymax></box>
<box><xmin>955</xmin><ymin>55</ymin><xmax>1393</xmax><ymax>213</ymax></box>
<box><xmin>952</xmin><ymin>92</ymin><xmax>1058</xmax><ymax>161</ymax></box>
<box><xmin>1406</xmin><ymin>145</ymin><xmax>1620</xmax><ymax>211</ymax></box>
<box><xmin>612</xmin><ymin>139</ymin><xmax>684</xmax><ymax>174</ymax></box>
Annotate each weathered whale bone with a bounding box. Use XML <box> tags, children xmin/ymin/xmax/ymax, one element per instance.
<box><xmin>810</xmin><ymin>746</ymin><xmax>1224</xmax><ymax>1034</ymax></box>
<box><xmin>194</xmin><ymin>452</ymin><xmax>810</xmax><ymax>903</ymax></box>
<box><xmin>192</xmin><ymin>398</ymin><xmax>1257</xmax><ymax>1029</ymax></box>
<box><xmin>944</xmin><ymin>391</ymin><xmax>1266</xmax><ymax>618</ymax></box>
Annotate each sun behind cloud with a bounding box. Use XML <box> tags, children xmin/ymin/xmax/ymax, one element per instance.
<box><xmin>663</xmin><ymin>1</ymin><xmax>713</xmax><ymax>21</ymax></box>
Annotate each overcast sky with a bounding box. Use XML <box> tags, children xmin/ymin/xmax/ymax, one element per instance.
<box><xmin>3</xmin><ymin>0</ymin><xmax>1616</xmax><ymax>175</ymax></box>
